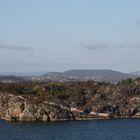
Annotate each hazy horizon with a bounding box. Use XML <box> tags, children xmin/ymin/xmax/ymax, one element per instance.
<box><xmin>0</xmin><ymin>0</ymin><xmax>140</xmax><ymax>73</ymax></box>
<box><xmin>0</xmin><ymin>69</ymin><xmax>139</xmax><ymax>76</ymax></box>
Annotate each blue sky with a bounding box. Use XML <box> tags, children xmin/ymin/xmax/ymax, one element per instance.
<box><xmin>0</xmin><ymin>0</ymin><xmax>140</xmax><ymax>73</ymax></box>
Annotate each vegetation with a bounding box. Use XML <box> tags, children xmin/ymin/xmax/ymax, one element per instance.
<box><xmin>0</xmin><ymin>78</ymin><xmax>140</xmax><ymax>100</ymax></box>
<box><xmin>1</xmin><ymin>78</ymin><xmax>140</xmax><ymax>121</ymax></box>
<box><xmin>117</xmin><ymin>78</ymin><xmax>134</xmax><ymax>86</ymax></box>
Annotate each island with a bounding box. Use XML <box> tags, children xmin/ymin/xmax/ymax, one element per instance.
<box><xmin>0</xmin><ymin>78</ymin><xmax>140</xmax><ymax>122</ymax></box>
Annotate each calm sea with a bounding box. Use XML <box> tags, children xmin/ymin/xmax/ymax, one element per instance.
<box><xmin>0</xmin><ymin>119</ymin><xmax>140</xmax><ymax>140</ymax></box>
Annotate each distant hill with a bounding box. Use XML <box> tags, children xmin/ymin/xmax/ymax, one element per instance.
<box><xmin>0</xmin><ymin>69</ymin><xmax>138</xmax><ymax>83</ymax></box>
<box><xmin>0</xmin><ymin>75</ymin><xmax>24</xmax><ymax>82</ymax></box>
<box><xmin>0</xmin><ymin>71</ymin><xmax>46</xmax><ymax>76</ymax></box>
<box><xmin>130</xmin><ymin>71</ymin><xmax>140</xmax><ymax>76</ymax></box>
<box><xmin>42</xmin><ymin>72</ymin><xmax>64</xmax><ymax>81</ymax></box>
<box><xmin>42</xmin><ymin>69</ymin><xmax>137</xmax><ymax>83</ymax></box>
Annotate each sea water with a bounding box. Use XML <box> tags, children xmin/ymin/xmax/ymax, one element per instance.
<box><xmin>0</xmin><ymin>119</ymin><xmax>139</xmax><ymax>140</ymax></box>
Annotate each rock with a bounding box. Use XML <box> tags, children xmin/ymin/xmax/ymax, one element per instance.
<box><xmin>132</xmin><ymin>112</ymin><xmax>140</xmax><ymax>118</ymax></box>
<box><xmin>129</xmin><ymin>107</ymin><xmax>138</xmax><ymax>116</ymax></box>
<box><xmin>1</xmin><ymin>80</ymin><xmax>140</xmax><ymax>122</ymax></box>
<box><xmin>8</xmin><ymin>97</ymin><xmax>24</xmax><ymax>119</ymax></box>
<box><xmin>42</xmin><ymin>114</ymin><xmax>50</xmax><ymax>121</ymax></box>
<box><xmin>19</xmin><ymin>103</ymin><xmax>36</xmax><ymax>121</ymax></box>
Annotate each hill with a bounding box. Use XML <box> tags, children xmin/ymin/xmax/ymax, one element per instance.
<box><xmin>42</xmin><ymin>69</ymin><xmax>136</xmax><ymax>83</ymax></box>
<box><xmin>130</xmin><ymin>71</ymin><xmax>140</xmax><ymax>76</ymax></box>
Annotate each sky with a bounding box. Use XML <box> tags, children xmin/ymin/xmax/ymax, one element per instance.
<box><xmin>0</xmin><ymin>0</ymin><xmax>140</xmax><ymax>74</ymax></box>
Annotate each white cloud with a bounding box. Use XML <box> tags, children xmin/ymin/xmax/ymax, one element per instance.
<box><xmin>0</xmin><ymin>44</ymin><xmax>34</xmax><ymax>51</ymax></box>
<box><xmin>81</xmin><ymin>41</ymin><xmax>140</xmax><ymax>51</ymax></box>
<box><xmin>118</xmin><ymin>42</ymin><xmax>140</xmax><ymax>49</ymax></box>
<box><xmin>80</xmin><ymin>42</ymin><xmax>108</xmax><ymax>50</ymax></box>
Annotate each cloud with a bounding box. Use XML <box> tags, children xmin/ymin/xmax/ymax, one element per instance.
<box><xmin>118</xmin><ymin>42</ymin><xmax>140</xmax><ymax>49</ymax></box>
<box><xmin>0</xmin><ymin>44</ymin><xmax>34</xmax><ymax>51</ymax></box>
<box><xmin>80</xmin><ymin>42</ymin><xmax>108</xmax><ymax>50</ymax></box>
<box><xmin>80</xmin><ymin>41</ymin><xmax>140</xmax><ymax>51</ymax></box>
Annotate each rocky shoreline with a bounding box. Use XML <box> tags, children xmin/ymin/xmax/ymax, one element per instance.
<box><xmin>0</xmin><ymin>80</ymin><xmax>140</xmax><ymax>122</ymax></box>
<box><xmin>0</xmin><ymin>93</ymin><xmax>109</xmax><ymax>122</ymax></box>
<box><xmin>0</xmin><ymin>94</ymin><xmax>140</xmax><ymax>122</ymax></box>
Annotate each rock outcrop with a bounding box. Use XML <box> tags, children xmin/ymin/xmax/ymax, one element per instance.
<box><xmin>0</xmin><ymin>80</ymin><xmax>140</xmax><ymax>121</ymax></box>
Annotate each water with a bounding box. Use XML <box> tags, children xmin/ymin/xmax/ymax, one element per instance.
<box><xmin>0</xmin><ymin>119</ymin><xmax>140</xmax><ymax>140</ymax></box>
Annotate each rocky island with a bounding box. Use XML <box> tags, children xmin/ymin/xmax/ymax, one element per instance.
<box><xmin>0</xmin><ymin>78</ymin><xmax>140</xmax><ymax>122</ymax></box>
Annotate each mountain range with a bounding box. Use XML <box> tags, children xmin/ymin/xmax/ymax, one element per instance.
<box><xmin>0</xmin><ymin>69</ymin><xmax>139</xmax><ymax>84</ymax></box>
<box><xmin>130</xmin><ymin>71</ymin><xmax>140</xmax><ymax>76</ymax></box>
<box><xmin>42</xmin><ymin>69</ymin><xmax>138</xmax><ymax>83</ymax></box>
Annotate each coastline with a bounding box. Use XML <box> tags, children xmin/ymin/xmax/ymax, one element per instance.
<box><xmin>1</xmin><ymin>80</ymin><xmax>140</xmax><ymax>122</ymax></box>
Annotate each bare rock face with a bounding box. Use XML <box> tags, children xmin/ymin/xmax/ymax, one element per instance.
<box><xmin>19</xmin><ymin>103</ymin><xmax>36</xmax><ymax>121</ymax></box>
<box><xmin>0</xmin><ymin>92</ymin><xmax>111</xmax><ymax>122</ymax></box>
<box><xmin>0</xmin><ymin>93</ymin><xmax>70</xmax><ymax>121</ymax></box>
<box><xmin>8</xmin><ymin>97</ymin><xmax>24</xmax><ymax>118</ymax></box>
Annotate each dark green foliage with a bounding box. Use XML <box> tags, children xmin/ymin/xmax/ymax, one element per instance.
<box><xmin>118</xmin><ymin>78</ymin><xmax>134</xmax><ymax>86</ymax></box>
<box><xmin>78</xmin><ymin>88</ymin><xmax>85</xmax><ymax>95</ymax></box>
<box><xmin>0</xmin><ymin>83</ymin><xmax>37</xmax><ymax>95</ymax></box>
<box><xmin>92</xmin><ymin>88</ymin><xmax>97</xmax><ymax>94</ymax></box>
